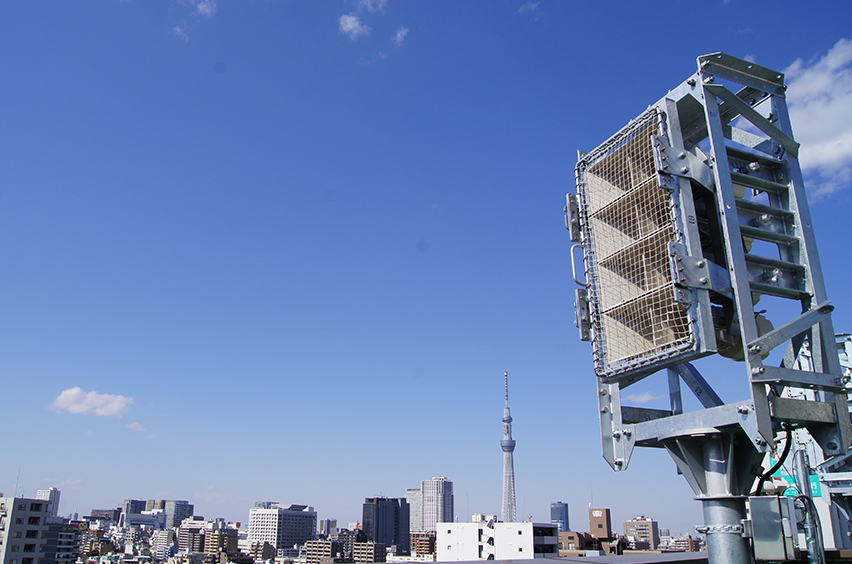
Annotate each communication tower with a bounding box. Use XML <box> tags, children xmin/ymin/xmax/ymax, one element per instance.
<box><xmin>565</xmin><ymin>53</ymin><xmax>851</xmax><ymax>564</ymax></box>
<box><xmin>501</xmin><ymin>372</ymin><xmax>517</xmax><ymax>523</ymax></box>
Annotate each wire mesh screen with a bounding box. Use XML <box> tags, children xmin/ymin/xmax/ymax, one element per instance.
<box><xmin>578</xmin><ymin>110</ymin><xmax>693</xmax><ymax>377</ymax></box>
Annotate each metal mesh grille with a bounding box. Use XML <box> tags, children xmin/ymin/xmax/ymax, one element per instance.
<box><xmin>579</xmin><ymin>111</ymin><xmax>692</xmax><ymax>374</ymax></box>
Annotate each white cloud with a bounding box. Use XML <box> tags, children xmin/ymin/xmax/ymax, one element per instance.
<box><xmin>517</xmin><ymin>1</ymin><xmax>540</xmax><ymax>14</ymax></box>
<box><xmin>339</xmin><ymin>13</ymin><xmax>371</xmax><ymax>40</ymax></box>
<box><xmin>358</xmin><ymin>0</ymin><xmax>388</xmax><ymax>13</ymax></box>
<box><xmin>49</xmin><ymin>387</ymin><xmax>134</xmax><ymax>417</ymax></box>
<box><xmin>624</xmin><ymin>391</ymin><xmax>664</xmax><ymax>404</ymax></box>
<box><xmin>191</xmin><ymin>0</ymin><xmax>217</xmax><ymax>16</ymax></box>
<box><xmin>126</xmin><ymin>422</ymin><xmax>147</xmax><ymax>432</ymax></box>
<box><xmin>393</xmin><ymin>26</ymin><xmax>408</xmax><ymax>48</ymax></box>
<box><xmin>785</xmin><ymin>38</ymin><xmax>852</xmax><ymax>197</ymax></box>
<box><xmin>170</xmin><ymin>25</ymin><xmax>189</xmax><ymax>42</ymax></box>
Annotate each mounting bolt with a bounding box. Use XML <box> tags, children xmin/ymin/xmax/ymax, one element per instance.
<box><xmin>697</xmin><ymin>260</ymin><xmax>706</xmax><ymax>268</ymax></box>
<box><xmin>752</xmin><ymin>366</ymin><xmax>766</xmax><ymax>375</ymax></box>
<box><xmin>687</xmin><ymin>78</ymin><xmax>697</xmax><ymax>86</ymax></box>
<box><xmin>756</xmin><ymin>438</ymin><xmax>767</xmax><ymax>447</ymax></box>
<box><xmin>601</xmin><ymin>407</ymin><xmax>609</xmax><ymax>414</ymax></box>
<box><xmin>748</xmin><ymin>162</ymin><xmax>761</xmax><ymax>172</ymax></box>
<box><xmin>700</xmin><ymin>277</ymin><xmax>709</xmax><ymax>285</ymax></box>
<box><xmin>622</xmin><ymin>429</ymin><xmax>632</xmax><ymax>437</ymax></box>
<box><xmin>737</xmin><ymin>405</ymin><xmax>750</xmax><ymax>414</ymax></box>
<box><xmin>678</xmin><ymin>152</ymin><xmax>686</xmax><ymax>159</ymax></box>
<box><xmin>613</xmin><ymin>459</ymin><xmax>623</xmax><ymax>467</ymax></box>
<box><xmin>612</xmin><ymin>431</ymin><xmax>621</xmax><ymax>439</ymax></box>
<box><xmin>749</xmin><ymin>344</ymin><xmax>762</xmax><ymax>355</ymax></box>
<box><xmin>681</xmin><ymin>167</ymin><xmax>689</xmax><ymax>174</ymax></box>
<box><xmin>600</xmin><ymin>388</ymin><xmax>608</xmax><ymax>396</ymax></box>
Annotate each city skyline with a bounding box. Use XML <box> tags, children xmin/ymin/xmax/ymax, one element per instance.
<box><xmin>2</xmin><ymin>0</ymin><xmax>852</xmax><ymax>538</ymax></box>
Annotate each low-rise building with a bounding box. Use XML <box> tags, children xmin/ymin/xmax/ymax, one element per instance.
<box><xmin>437</xmin><ymin>521</ymin><xmax>558</xmax><ymax>561</ymax></box>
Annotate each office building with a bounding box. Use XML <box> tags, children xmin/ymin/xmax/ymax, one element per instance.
<box><xmin>405</xmin><ymin>489</ymin><xmax>422</xmax><ymax>533</ymax></box>
<box><xmin>550</xmin><ymin>502</ymin><xmax>569</xmax><ymax>533</ymax></box>
<box><xmin>362</xmin><ymin>498</ymin><xmax>410</xmax><ymax>555</ymax></box>
<box><xmin>151</xmin><ymin>530</ymin><xmax>177</xmax><ymax>560</ymax></box>
<box><xmin>247</xmin><ymin>503</ymin><xmax>317</xmax><ymax>551</ymax></box>
<box><xmin>178</xmin><ymin>517</ymin><xmax>207</xmax><ymax>553</ymax></box>
<box><xmin>165</xmin><ymin>501</ymin><xmax>194</xmax><ymax>530</ymax></box>
<box><xmin>304</xmin><ymin>540</ymin><xmax>344</xmax><ymax>564</ymax></box>
<box><xmin>88</xmin><ymin>509</ymin><xmax>121</xmax><ymax>523</ymax></box>
<box><xmin>437</xmin><ymin>520</ymin><xmax>558</xmax><ymax>561</ymax></box>
<box><xmin>332</xmin><ymin>528</ymin><xmax>367</xmax><ymax>560</ymax></box>
<box><xmin>623</xmin><ymin>516</ymin><xmax>660</xmax><ymax>550</ymax></box>
<box><xmin>420</xmin><ymin>478</ymin><xmax>453</xmax><ymax>532</ymax></box>
<box><xmin>352</xmin><ymin>542</ymin><xmax>385</xmax><ymax>563</ymax></box>
<box><xmin>589</xmin><ymin>508</ymin><xmax>612</xmax><ymax>540</ymax></box>
<box><xmin>36</xmin><ymin>488</ymin><xmax>61</xmax><ymax>518</ymax></box>
<box><xmin>318</xmin><ymin>518</ymin><xmax>338</xmax><ymax>538</ymax></box>
<box><xmin>204</xmin><ymin>528</ymin><xmax>238</xmax><ymax>554</ymax></box>
<box><xmin>0</xmin><ymin>496</ymin><xmax>53</xmax><ymax>564</ymax></box>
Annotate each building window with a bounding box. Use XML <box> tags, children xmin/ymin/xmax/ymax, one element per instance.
<box><xmin>18</xmin><ymin>504</ymin><xmax>26</xmax><ymax>511</ymax></box>
<box><xmin>25</xmin><ymin>531</ymin><xmax>38</xmax><ymax>539</ymax></box>
<box><xmin>11</xmin><ymin>545</ymin><xmax>20</xmax><ymax>552</ymax></box>
<box><xmin>519</xmin><ymin>548</ymin><xmax>523</xmax><ymax>552</ymax></box>
<box><xmin>518</xmin><ymin>530</ymin><xmax>522</xmax><ymax>535</ymax></box>
<box><xmin>14</xmin><ymin>532</ymin><xmax>22</xmax><ymax>538</ymax></box>
<box><xmin>23</xmin><ymin>544</ymin><xmax>36</xmax><ymax>553</ymax></box>
<box><xmin>22</xmin><ymin>559</ymin><xmax>34</xmax><ymax>564</ymax></box>
<box><xmin>29</xmin><ymin>504</ymin><xmax>42</xmax><ymax>513</ymax></box>
<box><xmin>15</xmin><ymin>518</ymin><xmax>23</xmax><ymax>524</ymax></box>
<box><xmin>27</xmin><ymin>517</ymin><xmax>40</xmax><ymax>525</ymax></box>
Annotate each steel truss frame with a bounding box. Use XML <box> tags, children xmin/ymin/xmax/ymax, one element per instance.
<box><xmin>565</xmin><ymin>53</ymin><xmax>852</xmax><ymax>562</ymax></box>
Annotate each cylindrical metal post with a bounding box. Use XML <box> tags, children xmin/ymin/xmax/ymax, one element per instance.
<box><xmin>795</xmin><ymin>448</ymin><xmax>819</xmax><ymax>564</ymax></box>
<box><xmin>702</xmin><ymin>436</ymin><xmax>752</xmax><ymax>564</ymax></box>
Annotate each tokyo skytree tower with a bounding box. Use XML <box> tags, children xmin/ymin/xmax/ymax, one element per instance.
<box><xmin>501</xmin><ymin>372</ymin><xmax>517</xmax><ymax>523</ymax></box>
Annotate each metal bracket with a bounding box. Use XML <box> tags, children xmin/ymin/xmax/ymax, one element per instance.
<box><xmin>669</xmin><ymin>242</ymin><xmax>732</xmax><ymax>297</ymax></box>
<box><xmin>564</xmin><ymin>193</ymin><xmax>581</xmax><ymax>243</ymax></box>
<box><xmin>653</xmin><ymin>135</ymin><xmax>715</xmax><ymax>191</ymax></box>
<box><xmin>574</xmin><ymin>288</ymin><xmax>591</xmax><ymax>342</ymax></box>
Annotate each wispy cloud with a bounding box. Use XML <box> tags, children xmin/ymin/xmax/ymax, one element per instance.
<box><xmin>393</xmin><ymin>26</ymin><xmax>408</xmax><ymax>48</ymax></box>
<box><xmin>126</xmin><ymin>422</ymin><xmax>147</xmax><ymax>432</ymax></box>
<box><xmin>190</xmin><ymin>0</ymin><xmax>217</xmax><ymax>16</ymax></box>
<box><xmin>517</xmin><ymin>1</ymin><xmax>540</xmax><ymax>14</ymax></box>
<box><xmin>358</xmin><ymin>0</ymin><xmax>388</xmax><ymax>13</ymax></box>
<box><xmin>785</xmin><ymin>38</ymin><xmax>852</xmax><ymax>197</ymax></box>
<box><xmin>49</xmin><ymin>387</ymin><xmax>134</xmax><ymax>417</ymax></box>
<box><xmin>170</xmin><ymin>25</ymin><xmax>189</xmax><ymax>42</ymax></box>
<box><xmin>339</xmin><ymin>13</ymin><xmax>371</xmax><ymax>40</ymax></box>
<box><xmin>624</xmin><ymin>391</ymin><xmax>664</xmax><ymax>404</ymax></box>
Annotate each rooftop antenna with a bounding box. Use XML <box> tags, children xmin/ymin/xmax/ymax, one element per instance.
<box><xmin>13</xmin><ymin>466</ymin><xmax>20</xmax><ymax>498</ymax></box>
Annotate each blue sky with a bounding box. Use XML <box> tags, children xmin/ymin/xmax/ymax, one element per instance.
<box><xmin>2</xmin><ymin>0</ymin><xmax>852</xmax><ymax>535</ymax></box>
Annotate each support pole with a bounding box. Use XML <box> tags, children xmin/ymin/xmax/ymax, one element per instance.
<box><xmin>702</xmin><ymin>436</ymin><xmax>752</xmax><ymax>564</ymax></box>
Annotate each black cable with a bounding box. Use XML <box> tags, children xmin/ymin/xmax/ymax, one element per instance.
<box><xmin>752</xmin><ymin>423</ymin><xmax>793</xmax><ymax>496</ymax></box>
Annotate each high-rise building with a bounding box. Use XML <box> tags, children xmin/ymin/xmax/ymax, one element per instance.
<box><xmin>0</xmin><ymin>496</ymin><xmax>53</xmax><ymax>564</ymax></box>
<box><xmin>318</xmin><ymin>518</ymin><xmax>338</xmax><ymax>538</ymax></box>
<box><xmin>623</xmin><ymin>516</ymin><xmax>660</xmax><ymax>550</ymax></box>
<box><xmin>405</xmin><ymin>489</ymin><xmax>422</xmax><ymax>533</ymax></box>
<box><xmin>589</xmin><ymin>508</ymin><xmax>612</xmax><ymax>540</ymax></box>
<box><xmin>247</xmin><ymin>503</ymin><xmax>317</xmax><ymax>552</ymax></box>
<box><xmin>362</xmin><ymin>498</ymin><xmax>410</xmax><ymax>555</ymax></box>
<box><xmin>178</xmin><ymin>516</ymin><xmax>207</xmax><ymax>553</ymax></box>
<box><xmin>118</xmin><ymin>499</ymin><xmax>146</xmax><ymax>526</ymax></box>
<box><xmin>165</xmin><ymin>501</ymin><xmax>194</xmax><ymax>530</ymax></box>
<box><xmin>36</xmin><ymin>488</ymin><xmax>61</xmax><ymax>518</ymax></box>
<box><xmin>421</xmin><ymin>478</ymin><xmax>453</xmax><ymax>532</ymax></box>
<box><xmin>550</xmin><ymin>502</ymin><xmax>569</xmax><ymax>532</ymax></box>
<box><xmin>500</xmin><ymin>372</ymin><xmax>517</xmax><ymax>523</ymax></box>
